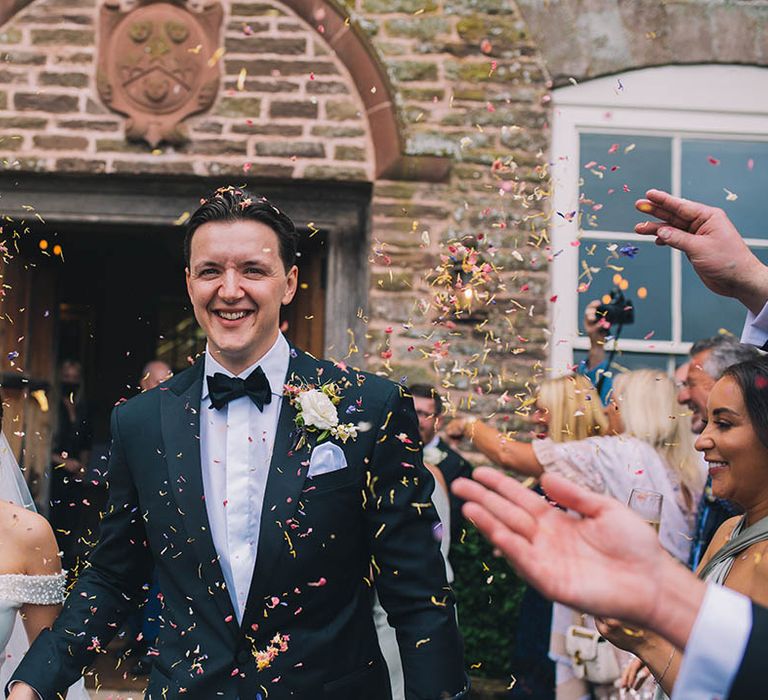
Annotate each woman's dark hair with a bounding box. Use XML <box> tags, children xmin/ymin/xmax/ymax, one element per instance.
<box><xmin>722</xmin><ymin>358</ymin><xmax>768</xmax><ymax>450</ymax></box>
<box><xmin>184</xmin><ymin>186</ymin><xmax>298</xmax><ymax>271</ymax></box>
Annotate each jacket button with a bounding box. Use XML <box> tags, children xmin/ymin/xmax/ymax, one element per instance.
<box><xmin>236</xmin><ymin>649</ymin><xmax>250</xmax><ymax>665</ymax></box>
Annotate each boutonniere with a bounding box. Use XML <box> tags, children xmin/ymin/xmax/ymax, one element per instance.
<box><xmin>284</xmin><ymin>379</ymin><xmax>359</xmax><ymax>449</ymax></box>
<box><xmin>423</xmin><ymin>444</ymin><xmax>447</xmax><ymax>466</ymax></box>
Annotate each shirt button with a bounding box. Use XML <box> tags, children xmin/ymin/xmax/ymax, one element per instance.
<box><xmin>236</xmin><ymin>648</ymin><xmax>250</xmax><ymax>665</ymax></box>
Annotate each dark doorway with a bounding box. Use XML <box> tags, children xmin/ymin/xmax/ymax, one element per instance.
<box><xmin>51</xmin><ymin>223</ymin><xmax>187</xmax><ymax>442</ymax></box>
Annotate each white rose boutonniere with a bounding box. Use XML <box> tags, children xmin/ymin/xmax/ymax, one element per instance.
<box><xmin>285</xmin><ymin>379</ymin><xmax>360</xmax><ymax>449</ymax></box>
<box><xmin>297</xmin><ymin>389</ymin><xmax>338</xmax><ymax>431</ymax></box>
<box><xmin>423</xmin><ymin>444</ymin><xmax>447</xmax><ymax>466</ymax></box>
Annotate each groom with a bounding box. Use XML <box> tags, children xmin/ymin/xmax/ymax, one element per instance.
<box><xmin>10</xmin><ymin>187</ymin><xmax>467</xmax><ymax>699</ymax></box>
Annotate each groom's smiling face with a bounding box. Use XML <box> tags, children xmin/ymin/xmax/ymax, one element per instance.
<box><xmin>186</xmin><ymin>219</ymin><xmax>298</xmax><ymax>374</ymax></box>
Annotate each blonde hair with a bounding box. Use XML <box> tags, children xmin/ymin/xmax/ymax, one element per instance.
<box><xmin>537</xmin><ymin>374</ymin><xmax>608</xmax><ymax>443</ymax></box>
<box><xmin>612</xmin><ymin>369</ymin><xmax>702</xmax><ymax>498</ymax></box>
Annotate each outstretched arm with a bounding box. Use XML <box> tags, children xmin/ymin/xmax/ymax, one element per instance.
<box><xmin>635</xmin><ymin>189</ymin><xmax>768</xmax><ymax>315</ymax></box>
<box><xmin>444</xmin><ymin>419</ymin><xmax>542</xmax><ymax>476</ymax></box>
<box><xmin>451</xmin><ymin>468</ymin><xmax>704</xmax><ymax>649</ymax></box>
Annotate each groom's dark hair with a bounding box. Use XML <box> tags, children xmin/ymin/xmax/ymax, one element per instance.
<box><xmin>184</xmin><ymin>186</ymin><xmax>298</xmax><ymax>272</ymax></box>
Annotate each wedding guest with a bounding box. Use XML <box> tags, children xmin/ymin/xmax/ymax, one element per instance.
<box><xmin>600</xmin><ymin>358</ymin><xmax>768</xmax><ymax>697</ymax></box>
<box><xmin>409</xmin><ymin>384</ymin><xmax>472</xmax><ymax>547</ymax></box>
<box><xmin>507</xmin><ymin>374</ymin><xmax>607</xmax><ymax>700</ymax></box>
<box><xmin>448</xmin><ymin>370</ymin><xmax>701</xmax><ymax>700</ymax></box>
<box><xmin>633</xmin><ymin>189</ymin><xmax>768</xmax><ymax>347</ymax></box>
<box><xmin>578</xmin><ymin>299</ymin><xmax>614</xmax><ymax>405</ymax></box>
<box><xmin>678</xmin><ymin>336</ymin><xmax>757</xmax><ymax>569</ymax></box>
<box><xmin>139</xmin><ymin>360</ymin><xmax>172</xmax><ymax>392</ymax></box>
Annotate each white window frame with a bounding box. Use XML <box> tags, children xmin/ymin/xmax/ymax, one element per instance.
<box><xmin>549</xmin><ymin>64</ymin><xmax>768</xmax><ymax>375</ymax></box>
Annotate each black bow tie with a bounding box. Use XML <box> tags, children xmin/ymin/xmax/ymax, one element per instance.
<box><xmin>206</xmin><ymin>367</ymin><xmax>272</xmax><ymax>411</ymax></box>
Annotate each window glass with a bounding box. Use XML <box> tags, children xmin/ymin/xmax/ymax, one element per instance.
<box><xmin>681</xmin><ymin>247</ymin><xmax>768</xmax><ymax>341</ymax></box>
<box><xmin>682</xmin><ymin>139</ymin><xmax>768</xmax><ymax>239</ymax></box>
<box><xmin>580</xmin><ymin>134</ymin><xmax>672</xmax><ymax>232</ymax></box>
<box><xmin>577</xmin><ymin>240</ymin><xmax>672</xmax><ymax>341</ymax></box>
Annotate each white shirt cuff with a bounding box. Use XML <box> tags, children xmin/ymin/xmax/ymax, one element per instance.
<box><xmin>741</xmin><ymin>303</ymin><xmax>768</xmax><ymax>347</ymax></box>
<box><xmin>672</xmin><ymin>583</ymin><xmax>752</xmax><ymax>700</ymax></box>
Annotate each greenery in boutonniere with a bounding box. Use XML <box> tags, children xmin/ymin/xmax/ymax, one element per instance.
<box><xmin>284</xmin><ymin>379</ymin><xmax>358</xmax><ymax>449</ymax></box>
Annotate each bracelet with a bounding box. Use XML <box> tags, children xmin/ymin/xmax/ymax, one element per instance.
<box><xmin>657</xmin><ymin>647</ymin><xmax>675</xmax><ymax>685</ymax></box>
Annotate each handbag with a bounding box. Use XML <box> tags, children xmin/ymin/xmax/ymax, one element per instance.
<box><xmin>564</xmin><ymin>624</ymin><xmax>621</xmax><ymax>684</ymax></box>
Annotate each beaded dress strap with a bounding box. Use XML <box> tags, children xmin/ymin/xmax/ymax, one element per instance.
<box><xmin>0</xmin><ymin>572</ymin><xmax>66</xmax><ymax>605</ymax></box>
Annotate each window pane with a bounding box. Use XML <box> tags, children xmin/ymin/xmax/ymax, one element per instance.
<box><xmin>574</xmin><ymin>349</ymin><xmax>671</xmax><ymax>372</ymax></box>
<box><xmin>577</xmin><ymin>241</ymin><xmax>672</xmax><ymax>341</ymax></box>
<box><xmin>682</xmin><ymin>139</ymin><xmax>768</xmax><ymax>239</ymax></box>
<box><xmin>681</xmin><ymin>247</ymin><xmax>768</xmax><ymax>341</ymax></box>
<box><xmin>580</xmin><ymin>134</ymin><xmax>672</xmax><ymax>232</ymax></box>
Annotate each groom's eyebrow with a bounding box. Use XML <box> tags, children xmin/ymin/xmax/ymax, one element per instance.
<box><xmin>193</xmin><ymin>260</ymin><xmax>221</xmax><ymax>270</ymax></box>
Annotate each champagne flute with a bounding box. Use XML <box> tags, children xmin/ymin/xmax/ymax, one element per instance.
<box><xmin>628</xmin><ymin>488</ymin><xmax>663</xmax><ymax>534</ymax></box>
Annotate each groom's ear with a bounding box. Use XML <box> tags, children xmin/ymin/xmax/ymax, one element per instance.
<box><xmin>281</xmin><ymin>264</ymin><xmax>299</xmax><ymax>306</ymax></box>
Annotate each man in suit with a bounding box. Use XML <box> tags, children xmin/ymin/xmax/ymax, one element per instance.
<box><xmin>409</xmin><ymin>384</ymin><xmax>472</xmax><ymax>547</ymax></box>
<box><xmin>10</xmin><ymin>187</ymin><xmax>466</xmax><ymax>700</ymax></box>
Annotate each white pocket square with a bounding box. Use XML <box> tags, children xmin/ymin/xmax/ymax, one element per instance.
<box><xmin>307</xmin><ymin>442</ymin><xmax>348</xmax><ymax>478</ymax></box>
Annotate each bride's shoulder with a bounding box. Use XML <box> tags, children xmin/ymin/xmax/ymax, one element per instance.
<box><xmin>0</xmin><ymin>501</ymin><xmax>60</xmax><ymax>575</ymax></box>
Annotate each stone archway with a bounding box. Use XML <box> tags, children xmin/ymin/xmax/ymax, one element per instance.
<box><xmin>280</xmin><ymin>0</ymin><xmax>402</xmax><ymax>179</ymax></box>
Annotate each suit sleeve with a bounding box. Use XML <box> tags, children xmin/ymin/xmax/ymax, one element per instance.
<box><xmin>727</xmin><ymin>602</ymin><xmax>768</xmax><ymax>699</ymax></box>
<box><xmin>367</xmin><ymin>384</ymin><xmax>466</xmax><ymax>700</ymax></box>
<box><xmin>9</xmin><ymin>407</ymin><xmax>153</xmax><ymax>699</ymax></box>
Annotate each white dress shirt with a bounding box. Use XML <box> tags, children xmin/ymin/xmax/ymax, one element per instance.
<box><xmin>741</xmin><ymin>304</ymin><xmax>768</xmax><ymax>347</ymax></box>
<box><xmin>672</xmin><ymin>583</ymin><xmax>752</xmax><ymax>700</ymax></box>
<box><xmin>200</xmin><ymin>333</ymin><xmax>290</xmax><ymax>622</ymax></box>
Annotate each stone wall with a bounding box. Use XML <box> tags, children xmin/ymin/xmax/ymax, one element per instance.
<box><xmin>345</xmin><ymin>0</ymin><xmax>552</xmax><ymax>431</ymax></box>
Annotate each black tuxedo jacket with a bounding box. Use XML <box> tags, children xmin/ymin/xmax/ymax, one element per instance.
<box><xmin>728</xmin><ymin>602</ymin><xmax>767</xmax><ymax>698</ymax></box>
<box><xmin>13</xmin><ymin>349</ymin><xmax>465</xmax><ymax>699</ymax></box>
<box><xmin>434</xmin><ymin>439</ymin><xmax>473</xmax><ymax>543</ymax></box>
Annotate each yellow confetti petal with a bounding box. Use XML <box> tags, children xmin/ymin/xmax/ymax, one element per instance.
<box><xmin>208</xmin><ymin>47</ymin><xmax>225</xmax><ymax>67</ymax></box>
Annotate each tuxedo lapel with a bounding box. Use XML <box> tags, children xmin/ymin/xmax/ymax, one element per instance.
<box><xmin>160</xmin><ymin>359</ymin><xmax>238</xmax><ymax>634</ymax></box>
<box><xmin>241</xmin><ymin>348</ymin><xmax>319</xmax><ymax>628</ymax></box>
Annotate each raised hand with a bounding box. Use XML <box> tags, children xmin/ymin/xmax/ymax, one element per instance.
<box><xmin>451</xmin><ymin>468</ymin><xmax>704</xmax><ymax>647</ymax></box>
<box><xmin>635</xmin><ymin>189</ymin><xmax>768</xmax><ymax>314</ymax></box>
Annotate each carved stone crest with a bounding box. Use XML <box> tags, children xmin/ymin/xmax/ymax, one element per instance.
<box><xmin>97</xmin><ymin>1</ymin><xmax>223</xmax><ymax>147</ymax></box>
